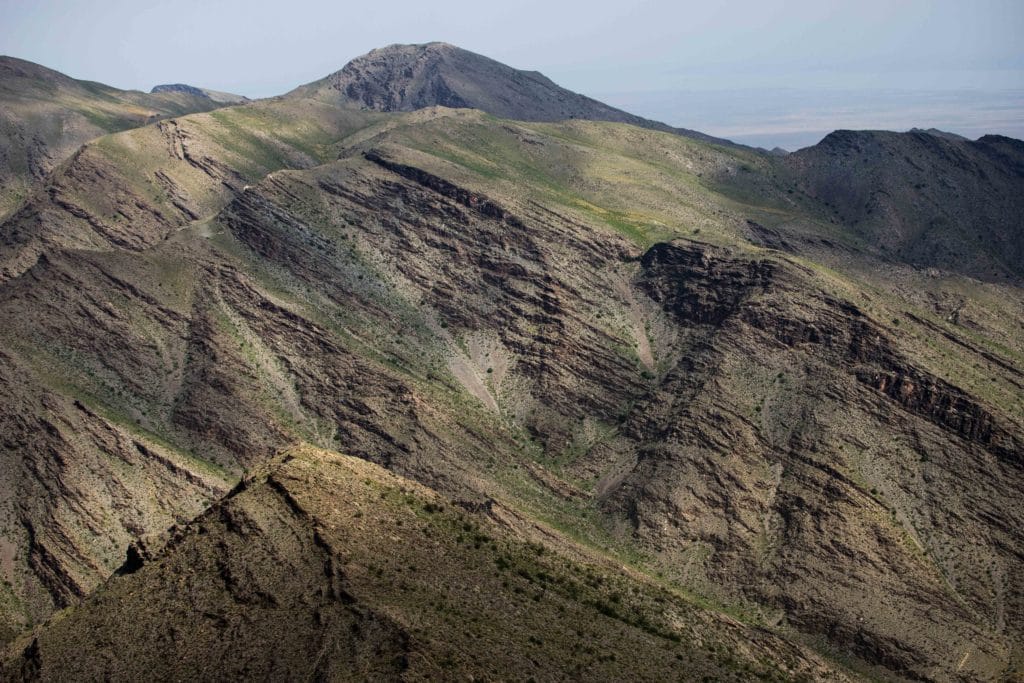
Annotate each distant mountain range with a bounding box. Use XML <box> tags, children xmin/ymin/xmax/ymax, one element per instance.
<box><xmin>0</xmin><ymin>43</ymin><xmax>1022</xmax><ymax>682</ymax></box>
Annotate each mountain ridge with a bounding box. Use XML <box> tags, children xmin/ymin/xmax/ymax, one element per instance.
<box><xmin>772</xmin><ymin>128</ymin><xmax>1024</xmax><ymax>282</ymax></box>
<box><xmin>0</xmin><ymin>43</ymin><xmax>1021</xmax><ymax>681</ymax></box>
<box><xmin>1</xmin><ymin>445</ymin><xmax>851</xmax><ymax>682</ymax></box>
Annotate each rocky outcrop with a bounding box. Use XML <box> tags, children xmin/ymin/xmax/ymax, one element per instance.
<box><xmin>363</xmin><ymin>151</ymin><xmax>527</xmax><ymax>227</ymax></box>
<box><xmin>639</xmin><ymin>242</ymin><xmax>776</xmax><ymax>325</ymax></box>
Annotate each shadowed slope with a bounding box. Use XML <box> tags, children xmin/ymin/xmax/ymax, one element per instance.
<box><xmin>723</xmin><ymin>128</ymin><xmax>1024</xmax><ymax>283</ymax></box>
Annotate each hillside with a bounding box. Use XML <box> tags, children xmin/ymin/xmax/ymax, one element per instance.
<box><xmin>0</xmin><ymin>56</ymin><xmax>242</xmax><ymax>217</ymax></box>
<box><xmin>0</xmin><ymin>45</ymin><xmax>1021</xmax><ymax>682</ymax></box>
<box><xmin>1</xmin><ymin>445</ymin><xmax>848</xmax><ymax>681</ymax></box>
<box><xmin>777</xmin><ymin>130</ymin><xmax>1024</xmax><ymax>282</ymax></box>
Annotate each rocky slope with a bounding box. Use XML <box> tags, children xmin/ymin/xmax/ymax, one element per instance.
<box><xmin>786</xmin><ymin>130</ymin><xmax>1024</xmax><ymax>282</ymax></box>
<box><xmin>0</xmin><ymin>56</ymin><xmax>241</xmax><ymax>217</ymax></box>
<box><xmin>0</xmin><ymin>46</ymin><xmax>1021</xmax><ymax>682</ymax></box>
<box><xmin>1</xmin><ymin>445</ymin><xmax>850</xmax><ymax>682</ymax></box>
<box><xmin>210</xmin><ymin>128</ymin><xmax>1024</xmax><ymax>680</ymax></box>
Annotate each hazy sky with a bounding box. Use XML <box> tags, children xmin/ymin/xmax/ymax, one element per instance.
<box><xmin>1</xmin><ymin>0</ymin><xmax>1022</xmax><ymax>148</ymax></box>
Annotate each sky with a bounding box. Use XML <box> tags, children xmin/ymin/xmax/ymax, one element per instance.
<box><xmin>1</xmin><ymin>0</ymin><xmax>1022</xmax><ymax>149</ymax></box>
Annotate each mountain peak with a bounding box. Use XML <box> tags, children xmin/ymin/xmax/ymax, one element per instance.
<box><xmin>293</xmin><ymin>42</ymin><xmax>567</xmax><ymax>115</ymax></box>
<box><xmin>150</xmin><ymin>82</ymin><xmax>248</xmax><ymax>104</ymax></box>
<box><xmin>287</xmin><ymin>43</ymin><xmax>733</xmax><ymax>146</ymax></box>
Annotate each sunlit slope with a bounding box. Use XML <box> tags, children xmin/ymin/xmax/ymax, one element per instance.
<box><xmin>2</xmin><ymin>445</ymin><xmax>849</xmax><ymax>682</ymax></box>
<box><xmin>0</xmin><ymin>98</ymin><xmax>389</xmax><ymax>280</ymax></box>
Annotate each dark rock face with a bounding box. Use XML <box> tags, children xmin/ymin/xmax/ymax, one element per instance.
<box><xmin>639</xmin><ymin>242</ymin><xmax>776</xmax><ymax>325</ymax></box>
<box><xmin>114</xmin><ymin>543</ymin><xmax>147</xmax><ymax>575</ymax></box>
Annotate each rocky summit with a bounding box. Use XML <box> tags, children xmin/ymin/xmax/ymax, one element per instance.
<box><xmin>287</xmin><ymin>41</ymin><xmax>731</xmax><ymax>145</ymax></box>
<box><xmin>0</xmin><ymin>43</ymin><xmax>1022</xmax><ymax>682</ymax></box>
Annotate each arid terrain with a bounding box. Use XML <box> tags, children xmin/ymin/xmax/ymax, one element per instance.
<box><xmin>0</xmin><ymin>42</ymin><xmax>1021</xmax><ymax>682</ymax></box>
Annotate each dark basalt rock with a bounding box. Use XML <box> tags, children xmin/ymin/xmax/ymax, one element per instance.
<box><xmin>115</xmin><ymin>542</ymin><xmax>148</xmax><ymax>575</ymax></box>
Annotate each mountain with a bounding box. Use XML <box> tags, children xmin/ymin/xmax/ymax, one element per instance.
<box><xmin>287</xmin><ymin>41</ymin><xmax>733</xmax><ymax>145</ymax></box>
<box><xmin>150</xmin><ymin>83</ymin><xmax>249</xmax><ymax>104</ymax></box>
<box><xmin>1</xmin><ymin>445</ymin><xmax>846</xmax><ymax>681</ymax></box>
<box><xmin>0</xmin><ymin>45</ymin><xmax>1021</xmax><ymax>682</ymax></box>
<box><xmin>773</xmin><ymin>129</ymin><xmax>1024</xmax><ymax>282</ymax></box>
<box><xmin>0</xmin><ymin>56</ymin><xmax>242</xmax><ymax>217</ymax></box>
